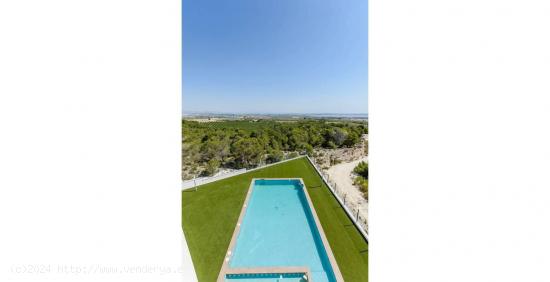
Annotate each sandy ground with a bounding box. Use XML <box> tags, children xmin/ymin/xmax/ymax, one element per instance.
<box><xmin>188</xmin><ymin>118</ymin><xmax>224</xmax><ymax>123</ymax></box>
<box><xmin>313</xmin><ymin>134</ymin><xmax>368</xmax><ymax>169</ymax></box>
<box><xmin>326</xmin><ymin>156</ymin><xmax>368</xmax><ymax>225</ymax></box>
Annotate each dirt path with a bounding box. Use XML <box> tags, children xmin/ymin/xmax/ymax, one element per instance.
<box><xmin>326</xmin><ymin>157</ymin><xmax>368</xmax><ymax>224</ymax></box>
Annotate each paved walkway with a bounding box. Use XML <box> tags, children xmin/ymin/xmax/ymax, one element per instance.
<box><xmin>326</xmin><ymin>157</ymin><xmax>368</xmax><ymax>224</ymax></box>
<box><xmin>181</xmin><ymin>231</ymin><xmax>198</xmax><ymax>281</ymax></box>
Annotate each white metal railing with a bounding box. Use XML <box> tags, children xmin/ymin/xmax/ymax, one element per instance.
<box><xmin>181</xmin><ymin>169</ymin><xmax>247</xmax><ymax>190</ymax></box>
<box><xmin>305</xmin><ymin>155</ymin><xmax>369</xmax><ymax>241</ymax></box>
<box><xmin>181</xmin><ymin>155</ymin><xmax>305</xmax><ymax>190</ymax></box>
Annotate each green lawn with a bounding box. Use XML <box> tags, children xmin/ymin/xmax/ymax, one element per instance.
<box><xmin>182</xmin><ymin>157</ymin><xmax>368</xmax><ymax>281</ymax></box>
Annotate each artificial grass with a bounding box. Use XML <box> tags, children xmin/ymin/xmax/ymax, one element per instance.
<box><xmin>182</xmin><ymin>157</ymin><xmax>368</xmax><ymax>281</ymax></box>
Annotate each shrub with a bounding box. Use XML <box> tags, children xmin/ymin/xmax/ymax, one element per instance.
<box><xmin>354</xmin><ymin>176</ymin><xmax>368</xmax><ymax>200</ymax></box>
<box><xmin>266</xmin><ymin>150</ymin><xmax>284</xmax><ymax>164</ymax></box>
<box><xmin>325</xmin><ymin>141</ymin><xmax>337</xmax><ymax>149</ymax></box>
<box><xmin>353</xmin><ymin>161</ymin><xmax>368</xmax><ymax>179</ymax></box>
<box><xmin>303</xmin><ymin>144</ymin><xmax>314</xmax><ymax>156</ymax></box>
<box><xmin>287</xmin><ymin>152</ymin><xmax>299</xmax><ymax>159</ymax></box>
<box><xmin>344</xmin><ymin>132</ymin><xmax>360</xmax><ymax>147</ymax></box>
<box><xmin>203</xmin><ymin>159</ymin><xmax>220</xmax><ymax>176</ymax></box>
<box><xmin>330</xmin><ymin>157</ymin><xmax>341</xmax><ymax>166</ymax></box>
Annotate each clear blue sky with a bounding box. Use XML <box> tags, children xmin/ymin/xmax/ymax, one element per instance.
<box><xmin>183</xmin><ymin>0</ymin><xmax>367</xmax><ymax>114</ymax></box>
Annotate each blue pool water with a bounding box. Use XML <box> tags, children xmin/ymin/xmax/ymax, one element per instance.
<box><xmin>228</xmin><ymin>179</ymin><xmax>337</xmax><ymax>282</ymax></box>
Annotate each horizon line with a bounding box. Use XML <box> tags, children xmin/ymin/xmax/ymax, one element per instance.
<box><xmin>182</xmin><ymin>111</ymin><xmax>368</xmax><ymax>115</ymax></box>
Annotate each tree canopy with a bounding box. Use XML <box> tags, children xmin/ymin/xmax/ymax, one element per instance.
<box><xmin>182</xmin><ymin>119</ymin><xmax>367</xmax><ymax>179</ymax></box>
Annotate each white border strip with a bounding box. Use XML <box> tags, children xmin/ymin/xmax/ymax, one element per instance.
<box><xmin>181</xmin><ymin>156</ymin><xmax>306</xmax><ymax>190</ymax></box>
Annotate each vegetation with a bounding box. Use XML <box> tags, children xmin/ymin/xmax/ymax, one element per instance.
<box><xmin>353</xmin><ymin>161</ymin><xmax>368</xmax><ymax>178</ymax></box>
<box><xmin>265</xmin><ymin>150</ymin><xmax>283</xmax><ymax>164</ymax></box>
<box><xmin>203</xmin><ymin>159</ymin><xmax>220</xmax><ymax>176</ymax></box>
<box><xmin>354</xmin><ymin>176</ymin><xmax>368</xmax><ymax>200</ymax></box>
<box><xmin>182</xmin><ymin>157</ymin><xmax>368</xmax><ymax>282</ymax></box>
<box><xmin>182</xmin><ymin>119</ymin><xmax>367</xmax><ymax>179</ymax></box>
<box><xmin>353</xmin><ymin>161</ymin><xmax>368</xmax><ymax>200</ymax></box>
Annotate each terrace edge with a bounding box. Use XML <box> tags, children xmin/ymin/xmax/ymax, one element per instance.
<box><xmin>305</xmin><ymin>155</ymin><xmax>369</xmax><ymax>242</ymax></box>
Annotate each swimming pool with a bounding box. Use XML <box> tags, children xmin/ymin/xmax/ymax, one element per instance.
<box><xmin>218</xmin><ymin>179</ymin><xmax>343</xmax><ymax>282</ymax></box>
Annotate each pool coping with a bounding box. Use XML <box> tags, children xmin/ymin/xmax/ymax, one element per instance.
<box><xmin>216</xmin><ymin>178</ymin><xmax>344</xmax><ymax>282</ymax></box>
<box><xmin>225</xmin><ymin>266</ymin><xmax>310</xmax><ymax>279</ymax></box>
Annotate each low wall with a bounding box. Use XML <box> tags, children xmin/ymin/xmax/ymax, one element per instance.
<box><xmin>181</xmin><ymin>169</ymin><xmax>246</xmax><ymax>190</ymax></box>
<box><xmin>181</xmin><ymin>156</ymin><xmax>305</xmax><ymax>190</ymax></box>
